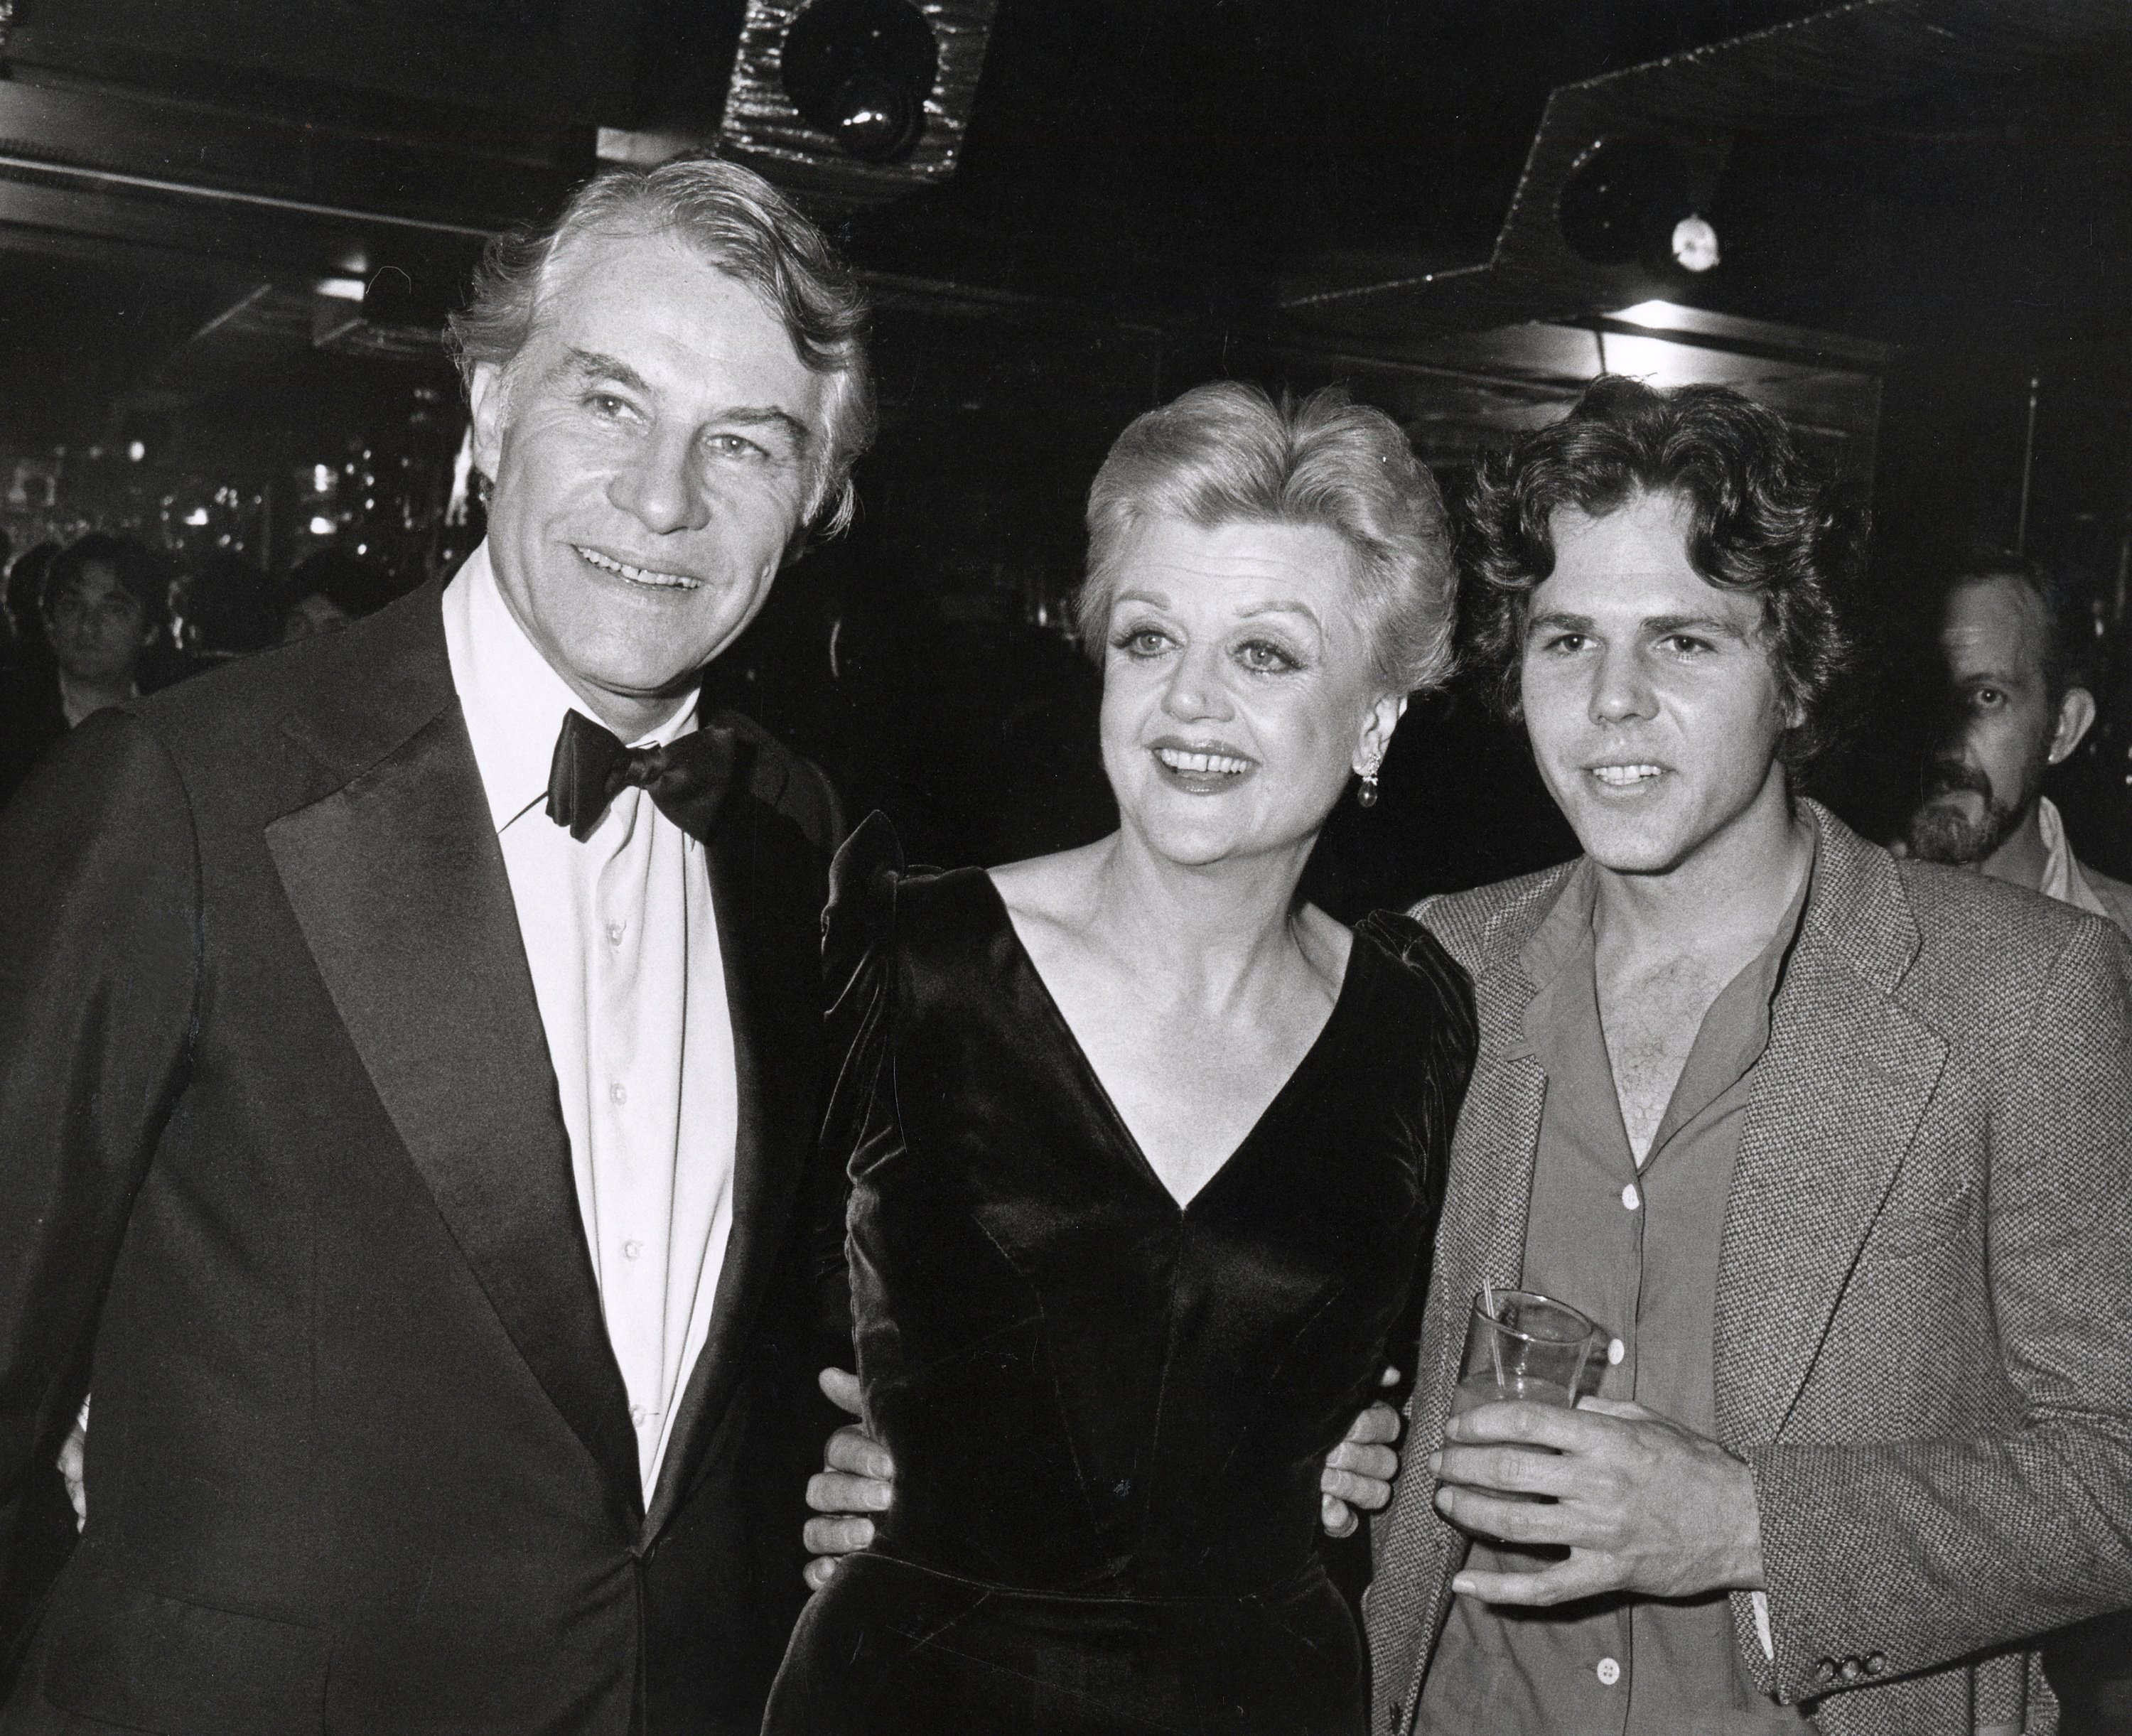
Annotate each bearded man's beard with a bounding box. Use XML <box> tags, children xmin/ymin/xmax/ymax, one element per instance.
<box><xmin>1905</xmin><ymin>760</ymin><xmax>2033</xmax><ymax>866</ymax></box>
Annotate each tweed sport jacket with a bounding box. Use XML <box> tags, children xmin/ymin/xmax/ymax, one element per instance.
<box><xmin>1365</xmin><ymin>804</ymin><xmax>2132</xmax><ymax>1736</ymax></box>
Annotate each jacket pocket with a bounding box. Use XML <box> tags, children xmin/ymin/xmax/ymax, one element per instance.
<box><xmin>42</xmin><ymin>1574</ymin><xmax>325</xmax><ymax>1736</ymax></box>
<box><xmin>1863</xmin><ymin>1181</ymin><xmax>1980</xmax><ymax>1260</ymax></box>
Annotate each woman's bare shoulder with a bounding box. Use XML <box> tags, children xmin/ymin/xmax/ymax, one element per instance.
<box><xmin>986</xmin><ymin>838</ymin><xmax>1114</xmax><ymax>931</ymax></box>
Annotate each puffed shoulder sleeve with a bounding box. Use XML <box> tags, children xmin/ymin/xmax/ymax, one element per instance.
<box><xmin>1355</xmin><ymin>908</ymin><xmax>1480</xmax><ymax>1199</ymax></box>
<box><xmin>1356</xmin><ymin>909</ymin><xmax>1480</xmax><ymax>1077</ymax></box>
<box><xmin>821</xmin><ymin>811</ymin><xmax>904</xmax><ymax>1155</ymax></box>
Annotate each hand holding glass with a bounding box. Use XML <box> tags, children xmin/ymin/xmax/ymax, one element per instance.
<box><xmin>1454</xmin><ymin>1288</ymin><xmax>1595</xmax><ymax>1416</ymax></box>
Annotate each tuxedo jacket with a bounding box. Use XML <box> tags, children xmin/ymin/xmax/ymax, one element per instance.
<box><xmin>1367</xmin><ymin>806</ymin><xmax>2132</xmax><ymax>1736</ymax></box>
<box><xmin>0</xmin><ymin>582</ymin><xmax>849</xmax><ymax>1735</ymax></box>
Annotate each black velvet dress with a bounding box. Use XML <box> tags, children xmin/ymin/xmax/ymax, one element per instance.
<box><xmin>765</xmin><ymin>820</ymin><xmax>1475</xmax><ymax>1735</ymax></box>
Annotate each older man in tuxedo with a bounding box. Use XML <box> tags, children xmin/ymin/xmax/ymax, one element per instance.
<box><xmin>1368</xmin><ymin>378</ymin><xmax>2132</xmax><ymax>1735</ymax></box>
<box><xmin>0</xmin><ymin>158</ymin><xmax>867</xmax><ymax>1735</ymax></box>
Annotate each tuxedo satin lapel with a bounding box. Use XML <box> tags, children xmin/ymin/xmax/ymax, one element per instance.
<box><xmin>645</xmin><ymin>770</ymin><xmax>824</xmax><ymax>1541</ymax></box>
<box><xmin>1371</xmin><ymin>957</ymin><xmax>1546</xmax><ymax>1692</ymax></box>
<box><xmin>1715</xmin><ymin>819</ymin><xmax>1947</xmax><ymax>1447</ymax></box>
<box><xmin>266</xmin><ymin>705</ymin><xmax>642</xmax><ymax>1519</ymax></box>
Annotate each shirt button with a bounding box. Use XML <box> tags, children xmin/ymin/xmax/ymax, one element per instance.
<box><xmin>623</xmin><ymin>1239</ymin><xmax>643</xmax><ymax>1261</ymax></box>
<box><xmin>1596</xmin><ymin>1656</ymin><xmax>1622</xmax><ymax>1686</ymax></box>
<box><xmin>605</xmin><ymin>918</ymin><xmax>625</xmax><ymax>945</ymax></box>
<box><xmin>609</xmin><ymin>1082</ymin><xmax>628</xmax><ymax>1105</ymax></box>
<box><xmin>1620</xmin><ymin>1182</ymin><xmax>1642</xmax><ymax>1211</ymax></box>
<box><xmin>630</xmin><ymin>1404</ymin><xmax>647</xmax><ymax>1426</ymax></box>
<box><xmin>1607</xmin><ymin>1337</ymin><xmax>1626</xmax><ymax>1365</ymax></box>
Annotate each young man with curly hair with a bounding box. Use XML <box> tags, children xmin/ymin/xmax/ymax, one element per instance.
<box><xmin>1369</xmin><ymin>377</ymin><xmax>2132</xmax><ymax>1736</ymax></box>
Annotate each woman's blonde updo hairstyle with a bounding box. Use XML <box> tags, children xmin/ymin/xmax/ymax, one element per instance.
<box><xmin>1075</xmin><ymin>382</ymin><xmax>1457</xmax><ymax>697</ymax></box>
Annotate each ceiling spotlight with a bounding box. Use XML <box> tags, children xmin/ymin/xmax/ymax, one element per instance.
<box><xmin>780</xmin><ymin>0</ymin><xmax>940</xmax><ymax>164</ymax></box>
<box><xmin>1671</xmin><ymin>215</ymin><xmax>1721</xmax><ymax>274</ymax></box>
<box><xmin>1558</xmin><ymin>134</ymin><xmax>1713</xmax><ymax>273</ymax></box>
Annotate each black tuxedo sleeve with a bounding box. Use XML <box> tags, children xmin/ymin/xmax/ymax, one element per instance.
<box><xmin>0</xmin><ymin>711</ymin><xmax>200</xmax><ymax>1583</ymax></box>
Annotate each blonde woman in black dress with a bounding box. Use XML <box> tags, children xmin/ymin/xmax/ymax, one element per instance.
<box><xmin>766</xmin><ymin>382</ymin><xmax>1475</xmax><ymax>1735</ymax></box>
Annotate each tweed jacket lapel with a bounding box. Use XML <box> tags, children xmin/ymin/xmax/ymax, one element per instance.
<box><xmin>1369</xmin><ymin>864</ymin><xmax>1573</xmax><ymax>1731</ymax></box>
<box><xmin>265</xmin><ymin>586</ymin><xmax>642</xmax><ymax>1525</ymax></box>
<box><xmin>1714</xmin><ymin>805</ymin><xmax>1949</xmax><ymax>1447</ymax></box>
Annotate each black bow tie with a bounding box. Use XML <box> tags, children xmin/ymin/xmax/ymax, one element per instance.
<box><xmin>545</xmin><ymin>707</ymin><xmax>744</xmax><ymax>843</ymax></box>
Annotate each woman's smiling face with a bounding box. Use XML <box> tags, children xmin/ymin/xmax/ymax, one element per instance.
<box><xmin>1097</xmin><ymin>516</ymin><xmax>1401</xmax><ymax>868</ymax></box>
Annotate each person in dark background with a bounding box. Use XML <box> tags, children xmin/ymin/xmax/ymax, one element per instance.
<box><xmin>1900</xmin><ymin>560</ymin><xmax>2132</xmax><ymax>1727</ymax></box>
<box><xmin>1902</xmin><ymin>551</ymin><xmax>2132</xmax><ymax>936</ymax></box>
<box><xmin>0</xmin><ymin>532</ymin><xmax>166</xmax><ymax>808</ymax></box>
<box><xmin>768</xmin><ymin>379</ymin><xmax>1471</xmax><ymax>1736</ymax></box>
<box><xmin>1</xmin><ymin>543</ymin><xmax>56</xmax><ymax>669</ymax></box>
<box><xmin>279</xmin><ymin>547</ymin><xmax>415</xmax><ymax>642</ymax></box>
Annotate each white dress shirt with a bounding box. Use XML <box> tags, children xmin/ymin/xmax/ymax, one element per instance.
<box><xmin>442</xmin><ymin>543</ymin><xmax>739</xmax><ymax>1500</ymax></box>
<box><xmin>2037</xmin><ymin>794</ymin><xmax>2114</xmax><ymax>923</ymax></box>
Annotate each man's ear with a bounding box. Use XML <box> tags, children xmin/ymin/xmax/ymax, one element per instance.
<box><xmin>468</xmin><ymin>362</ymin><xmax>507</xmax><ymax>482</ymax></box>
<box><xmin>2048</xmin><ymin>685</ymin><xmax>2099</xmax><ymax>765</ymax></box>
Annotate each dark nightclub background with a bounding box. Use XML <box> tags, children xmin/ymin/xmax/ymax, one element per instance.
<box><xmin>2</xmin><ymin>0</ymin><xmax>2131</xmax><ymax>917</ymax></box>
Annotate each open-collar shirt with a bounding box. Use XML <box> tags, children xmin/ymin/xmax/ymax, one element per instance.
<box><xmin>2038</xmin><ymin>795</ymin><xmax>2116</xmax><ymax>926</ymax></box>
<box><xmin>1418</xmin><ymin>848</ymin><xmax>1814</xmax><ymax>1736</ymax></box>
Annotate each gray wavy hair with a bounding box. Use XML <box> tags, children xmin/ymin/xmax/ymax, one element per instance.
<box><xmin>1075</xmin><ymin>381</ymin><xmax>1458</xmax><ymax>697</ymax></box>
<box><xmin>447</xmin><ymin>156</ymin><xmax>876</xmax><ymax>537</ymax></box>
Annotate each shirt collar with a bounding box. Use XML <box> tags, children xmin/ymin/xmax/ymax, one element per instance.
<box><xmin>1513</xmin><ymin>819</ymin><xmax>1816</xmax><ymax>1164</ymax></box>
<box><xmin>441</xmin><ymin>540</ymin><xmax>701</xmax><ymax>834</ymax></box>
<box><xmin>1518</xmin><ymin>856</ymin><xmax>1599</xmax><ymax>998</ymax></box>
<box><xmin>1512</xmin><ymin>813</ymin><xmax>1817</xmax><ymax>1062</ymax></box>
<box><xmin>2036</xmin><ymin>795</ymin><xmax>2113</xmax><ymax>920</ymax></box>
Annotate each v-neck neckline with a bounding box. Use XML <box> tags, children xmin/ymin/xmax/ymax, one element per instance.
<box><xmin>973</xmin><ymin>869</ymin><xmax>1369</xmax><ymax>1215</ymax></box>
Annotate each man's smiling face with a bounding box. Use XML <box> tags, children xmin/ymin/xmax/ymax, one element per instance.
<box><xmin>469</xmin><ymin>227</ymin><xmax>829</xmax><ymax>730</ymax></box>
<box><xmin>1519</xmin><ymin>489</ymin><xmax>1795</xmax><ymax>876</ymax></box>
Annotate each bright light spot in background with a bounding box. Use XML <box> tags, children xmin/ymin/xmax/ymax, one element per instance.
<box><xmin>1670</xmin><ymin>215</ymin><xmax>1721</xmax><ymax>274</ymax></box>
<box><xmin>309</xmin><ymin>515</ymin><xmax>338</xmax><ymax>536</ymax></box>
<box><xmin>127</xmin><ymin>441</ymin><xmax>146</xmax><ymax>463</ymax></box>
<box><xmin>313</xmin><ymin>464</ymin><xmax>334</xmax><ymax>493</ymax></box>
<box><xmin>316</xmin><ymin>276</ymin><xmax>366</xmax><ymax>302</ymax></box>
<box><xmin>1593</xmin><ymin>332</ymin><xmax>1716</xmax><ymax>390</ymax></box>
<box><xmin>183</xmin><ymin>507</ymin><xmax>210</xmax><ymax>527</ymax></box>
<box><xmin>445</xmin><ymin>423</ymin><xmax>475</xmax><ymax>527</ymax></box>
<box><xmin>1610</xmin><ymin>301</ymin><xmax>1691</xmax><ymax>331</ymax></box>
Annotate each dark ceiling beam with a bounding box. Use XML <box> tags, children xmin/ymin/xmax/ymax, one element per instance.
<box><xmin>1278</xmin><ymin>0</ymin><xmax>2132</xmax><ymax>339</ymax></box>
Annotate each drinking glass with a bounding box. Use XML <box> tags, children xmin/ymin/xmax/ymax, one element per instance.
<box><xmin>1453</xmin><ymin>1289</ymin><xmax>1595</xmax><ymax>1420</ymax></box>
